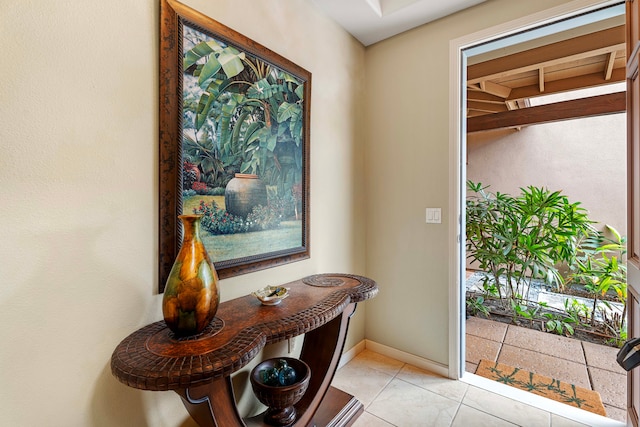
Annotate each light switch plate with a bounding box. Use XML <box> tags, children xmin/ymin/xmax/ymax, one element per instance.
<box><xmin>426</xmin><ymin>208</ymin><xmax>441</xmax><ymax>224</ymax></box>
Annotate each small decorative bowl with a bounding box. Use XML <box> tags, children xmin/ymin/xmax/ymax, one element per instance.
<box><xmin>252</xmin><ymin>286</ymin><xmax>290</xmax><ymax>305</ymax></box>
<box><xmin>250</xmin><ymin>357</ymin><xmax>311</xmax><ymax>426</ymax></box>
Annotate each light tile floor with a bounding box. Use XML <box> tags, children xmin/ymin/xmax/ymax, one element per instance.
<box><xmin>333</xmin><ymin>349</ymin><xmax>625</xmax><ymax>427</ymax></box>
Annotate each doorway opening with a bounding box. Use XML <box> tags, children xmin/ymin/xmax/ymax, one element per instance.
<box><xmin>449</xmin><ymin>1</ymin><xmax>627</xmax><ymax>425</ymax></box>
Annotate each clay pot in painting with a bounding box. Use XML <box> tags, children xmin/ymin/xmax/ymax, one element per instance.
<box><xmin>162</xmin><ymin>214</ymin><xmax>220</xmax><ymax>336</ymax></box>
<box><xmin>224</xmin><ymin>173</ymin><xmax>267</xmax><ymax>218</ymax></box>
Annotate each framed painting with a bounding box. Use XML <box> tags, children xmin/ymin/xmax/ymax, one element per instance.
<box><xmin>159</xmin><ymin>0</ymin><xmax>311</xmax><ymax>291</ymax></box>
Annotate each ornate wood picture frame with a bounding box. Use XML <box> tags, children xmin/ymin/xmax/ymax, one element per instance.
<box><xmin>159</xmin><ymin>0</ymin><xmax>311</xmax><ymax>292</ymax></box>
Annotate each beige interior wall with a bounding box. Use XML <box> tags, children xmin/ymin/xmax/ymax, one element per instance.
<box><xmin>363</xmin><ymin>0</ymin><xmax>576</xmax><ymax>365</ymax></box>
<box><xmin>467</xmin><ymin>114</ymin><xmax>627</xmax><ymax>240</ymax></box>
<box><xmin>0</xmin><ymin>0</ymin><xmax>365</xmax><ymax>425</ymax></box>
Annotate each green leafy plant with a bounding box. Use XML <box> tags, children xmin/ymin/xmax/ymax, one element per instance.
<box><xmin>246</xmin><ymin>204</ymin><xmax>282</xmax><ymax>231</ymax></box>
<box><xmin>511</xmin><ymin>300</ymin><xmax>540</xmax><ymax>326</ymax></box>
<box><xmin>465</xmin><ymin>183</ymin><xmax>629</xmax><ymax>345</ymax></box>
<box><xmin>182</xmin><ymin>31</ymin><xmax>304</xmax><ymax>195</ymax></box>
<box><xmin>193</xmin><ymin>197</ymin><xmax>287</xmax><ymax>236</ymax></box>
<box><xmin>543</xmin><ymin>311</ymin><xmax>577</xmax><ymax>336</ymax></box>
<box><xmin>466</xmin><ymin>295</ymin><xmax>490</xmax><ymax>317</ymax></box>
<box><xmin>597</xmin><ymin>300</ymin><xmax>626</xmax><ymax>347</ymax></box>
<box><xmin>562</xmin><ymin>299</ymin><xmax>584</xmax><ymax>326</ymax></box>
<box><xmin>569</xmin><ymin>225</ymin><xmax>627</xmax><ymax>326</ymax></box>
<box><xmin>564</xmin><ymin>298</ymin><xmax>591</xmax><ymax>325</ymax></box>
<box><xmin>607</xmin><ymin>321</ymin><xmax>627</xmax><ymax>348</ymax></box>
<box><xmin>194</xmin><ymin>200</ymin><xmax>249</xmax><ymax>235</ymax></box>
<box><xmin>480</xmin><ymin>275</ymin><xmax>499</xmax><ymax>298</ymax></box>
<box><xmin>466</xmin><ymin>181</ymin><xmax>594</xmax><ymax>308</ymax></box>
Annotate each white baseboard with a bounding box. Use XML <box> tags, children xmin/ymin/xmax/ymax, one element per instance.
<box><xmin>339</xmin><ymin>340</ymin><xmax>366</xmax><ymax>369</ymax></box>
<box><xmin>363</xmin><ymin>339</ymin><xmax>449</xmax><ymax>377</ymax></box>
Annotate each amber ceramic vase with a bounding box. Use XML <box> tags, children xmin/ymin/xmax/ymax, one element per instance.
<box><xmin>162</xmin><ymin>214</ymin><xmax>220</xmax><ymax>336</ymax></box>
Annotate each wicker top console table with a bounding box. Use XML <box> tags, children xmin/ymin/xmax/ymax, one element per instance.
<box><xmin>111</xmin><ymin>273</ymin><xmax>378</xmax><ymax>427</ymax></box>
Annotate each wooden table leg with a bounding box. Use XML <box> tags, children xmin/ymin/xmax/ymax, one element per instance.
<box><xmin>295</xmin><ymin>303</ymin><xmax>358</xmax><ymax>426</ymax></box>
<box><xmin>177</xmin><ymin>303</ymin><xmax>360</xmax><ymax>427</ymax></box>
<box><xmin>176</xmin><ymin>377</ymin><xmax>246</xmax><ymax>427</ymax></box>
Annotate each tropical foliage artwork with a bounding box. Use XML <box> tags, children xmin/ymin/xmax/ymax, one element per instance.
<box><xmin>179</xmin><ymin>22</ymin><xmax>308</xmax><ymax>268</ymax></box>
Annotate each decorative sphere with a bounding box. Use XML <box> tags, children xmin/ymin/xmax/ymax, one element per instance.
<box><xmin>274</xmin><ymin>359</ymin><xmax>289</xmax><ymax>371</ymax></box>
<box><xmin>260</xmin><ymin>368</ymin><xmax>280</xmax><ymax>386</ymax></box>
<box><xmin>278</xmin><ymin>366</ymin><xmax>297</xmax><ymax>386</ymax></box>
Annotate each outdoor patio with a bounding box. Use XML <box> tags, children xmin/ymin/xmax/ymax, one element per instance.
<box><xmin>465</xmin><ymin>269</ymin><xmax>627</xmax><ymax>422</ymax></box>
<box><xmin>465</xmin><ymin>316</ymin><xmax>627</xmax><ymax>423</ymax></box>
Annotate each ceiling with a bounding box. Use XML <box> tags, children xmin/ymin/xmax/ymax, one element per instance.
<box><xmin>310</xmin><ymin>0</ymin><xmax>487</xmax><ymax>46</ymax></box>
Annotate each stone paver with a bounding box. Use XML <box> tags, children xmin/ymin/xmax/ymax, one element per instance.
<box><xmin>466</xmin><ymin>317</ymin><xmax>627</xmax><ymax>422</ymax></box>
<box><xmin>588</xmin><ymin>366</ymin><xmax>626</xmax><ymax>409</ymax></box>
<box><xmin>466</xmin><ymin>361</ymin><xmax>478</xmax><ymax>374</ymax></box>
<box><xmin>497</xmin><ymin>344</ymin><xmax>591</xmax><ymax>389</ymax></box>
<box><xmin>603</xmin><ymin>404</ymin><xmax>627</xmax><ymax>423</ymax></box>
<box><xmin>582</xmin><ymin>341</ymin><xmax>626</xmax><ymax>374</ymax></box>
<box><xmin>466</xmin><ymin>334</ymin><xmax>502</xmax><ymax>365</ymax></box>
<box><xmin>466</xmin><ymin>316</ymin><xmax>508</xmax><ymax>342</ymax></box>
<box><xmin>504</xmin><ymin>324</ymin><xmax>586</xmax><ymax>364</ymax></box>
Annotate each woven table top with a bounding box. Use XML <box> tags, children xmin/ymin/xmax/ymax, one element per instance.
<box><xmin>111</xmin><ymin>274</ymin><xmax>377</xmax><ymax>391</ymax></box>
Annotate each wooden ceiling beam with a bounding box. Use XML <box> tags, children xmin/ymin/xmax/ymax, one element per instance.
<box><xmin>467</xmin><ymin>91</ymin><xmax>506</xmax><ymax>103</ymax></box>
<box><xmin>467</xmin><ymin>110</ymin><xmax>487</xmax><ymax>118</ymax></box>
<box><xmin>467</xmin><ymin>25</ymin><xmax>625</xmax><ymax>83</ymax></box>
<box><xmin>478</xmin><ymin>80</ymin><xmax>511</xmax><ymax>98</ymax></box>
<box><xmin>467</xmin><ymin>92</ymin><xmax>625</xmax><ymax>133</ymax></box>
<box><xmin>506</xmin><ymin>100</ymin><xmax>518</xmax><ymax>110</ymax></box>
<box><xmin>605</xmin><ymin>51</ymin><xmax>616</xmax><ymax>80</ymax></box>
<box><xmin>507</xmin><ymin>67</ymin><xmax>626</xmax><ymax>100</ymax></box>
<box><xmin>469</xmin><ymin>44</ymin><xmax>624</xmax><ymax>84</ymax></box>
<box><xmin>467</xmin><ymin>101</ymin><xmax>509</xmax><ymax>113</ymax></box>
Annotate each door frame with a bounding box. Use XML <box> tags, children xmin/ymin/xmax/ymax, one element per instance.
<box><xmin>447</xmin><ymin>0</ymin><xmax>623</xmax><ymax>382</ymax></box>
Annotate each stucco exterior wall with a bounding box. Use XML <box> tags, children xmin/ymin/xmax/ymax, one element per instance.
<box><xmin>467</xmin><ymin>114</ymin><xmax>627</xmax><ymax>238</ymax></box>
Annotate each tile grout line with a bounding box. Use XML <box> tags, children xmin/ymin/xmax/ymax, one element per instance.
<box><xmin>581</xmin><ymin>341</ymin><xmax>596</xmax><ymax>391</ymax></box>
<box><xmin>385</xmin><ymin>360</ymin><xmax>470</xmax><ymax>426</ymax></box>
<box><xmin>361</xmin><ymin>361</ymin><xmax>407</xmax><ymax>412</ymax></box>
<box><xmin>494</xmin><ymin>325</ymin><xmax>507</xmax><ymax>364</ymax></box>
<box><xmin>337</xmin><ymin>353</ymin><xmax>407</xmax><ymax>417</ymax></box>
<box><xmin>447</xmin><ymin>401</ymin><xmax>464</xmax><ymax>427</ymax></box>
<box><xmin>362</xmin><ymin>409</ymin><xmax>400</xmax><ymax>427</ymax></box>
<box><xmin>451</xmin><ymin>380</ymin><xmax>475</xmax><ymax>427</ymax></box>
